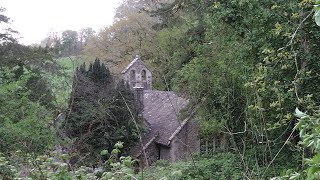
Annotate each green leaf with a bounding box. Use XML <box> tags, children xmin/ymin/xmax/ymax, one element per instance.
<box><xmin>100</xmin><ymin>150</ymin><xmax>108</xmax><ymax>156</ymax></box>
<box><xmin>114</xmin><ymin>141</ymin><xmax>124</xmax><ymax>149</ymax></box>
<box><xmin>314</xmin><ymin>10</ymin><xmax>320</xmax><ymax>26</ymax></box>
<box><xmin>111</xmin><ymin>149</ymin><xmax>120</xmax><ymax>155</ymax></box>
<box><xmin>294</xmin><ymin>108</ymin><xmax>307</xmax><ymax>118</ymax></box>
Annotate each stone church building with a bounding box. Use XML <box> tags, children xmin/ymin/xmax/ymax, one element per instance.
<box><xmin>121</xmin><ymin>56</ymin><xmax>200</xmax><ymax>168</ymax></box>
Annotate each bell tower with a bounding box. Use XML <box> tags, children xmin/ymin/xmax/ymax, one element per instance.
<box><xmin>121</xmin><ymin>55</ymin><xmax>152</xmax><ymax>114</ymax></box>
<box><xmin>121</xmin><ymin>55</ymin><xmax>152</xmax><ymax>90</ymax></box>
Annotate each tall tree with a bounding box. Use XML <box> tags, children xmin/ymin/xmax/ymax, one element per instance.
<box><xmin>0</xmin><ymin>7</ymin><xmax>17</xmax><ymax>44</ymax></box>
<box><xmin>82</xmin><ymin>1</ymin><xmax>162</xmax><ymax>76</ymax></box>
<box><xmin>0</xmin><ymin>8</ymin><xmax>57</xmax><ymax>155</ymax></box>
<box><xmin>78</xmin><ymin>27</ymin><xmax>95</xmax><ymax>50</ymax></box>
<box><xmin>64</xmin><ymin>59</ymin><xmax>141</xmax><ymax>164</ymax></box>
<box><xmin>61</xmin><ymin>30</ymin><xmax>79</xmax><ymax>56</ymax></box>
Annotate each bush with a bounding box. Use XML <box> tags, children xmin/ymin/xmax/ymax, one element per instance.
<box><xmin>0</xmin><ymin>153</ymin><xmax>17</xmax><ymax>180</ymax></box>
<box><xmin>141</xmin><ymin>152</ymin><xmax>243</xmax><ymax>180</ymax></box>
<box><xmin>0</xmin><ymin>142</ymin><xmax>137</xmax><ymax>179</ymax></box>
<box><xmin>0</xmin><ymin>68</ymin><xmax>55</xmax><ymax>155</ymax></box>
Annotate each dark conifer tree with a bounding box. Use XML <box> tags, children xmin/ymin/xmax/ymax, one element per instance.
<box><xmin>64</xmin><ymin>59</ymin><xmax>141</xmax><ymax>164</ymax></box>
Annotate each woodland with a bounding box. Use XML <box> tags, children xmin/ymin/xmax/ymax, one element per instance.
<box><xmin>1</xmin><ymin>0</ymin><xmax>320</xmax><ymax>179</ymax></box>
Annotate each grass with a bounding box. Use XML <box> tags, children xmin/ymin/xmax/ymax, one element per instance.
<box><xmin>56</xmin><ymin>56</ymin><xmax>83</xmax><ymax>74</ymax></box>
<box><xmin>45</xmin><ymin>56</ymin><xmax>84</xmax><ymax>109</ymax></box>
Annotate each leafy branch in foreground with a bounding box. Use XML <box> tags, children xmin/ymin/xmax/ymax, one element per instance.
<box><xmin>314</xmin><ymin>0</ymin><xmax>320</xmax><ymax>26</ymax></box>
<box><xmin>0</xmin><ymin>153</ymin><xmax>18</xmax><ymax>180</ymax></box>
<box><xmin>2</xmin><ymin>142</ymin><xmax>137</xmax><ymax>179</ymax></box>
<box><xmin>273</xmin><ymin>107</ymin><xmax>320</xmax><ymax>179</ymax></box>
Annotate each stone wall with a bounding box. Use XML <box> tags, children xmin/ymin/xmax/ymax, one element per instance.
<box><xmin>169</xmin><ymin>119</ymin><xmax>200</xmax><ymax>162</ymax></box>
<box><xmin>123</xmin><ymin>59</ymin><xmax>152</xmax><ymax>90</ymax></box>
<box><xmin>186</xmin><ymin>119</ymin><xmax>201</xmax><ymax>154</ymax></box>
<box><xmin>138</xmin><ymin>141</ymin><xmax>159</xmax><ymax>169</ymax></box>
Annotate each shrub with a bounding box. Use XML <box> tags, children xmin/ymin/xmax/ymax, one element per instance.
<box><xmin>0</xmin><ymin>142</ymin><xmax>137</xmax><ymax>179</ymax></box>
<box><xmin>141</xmin><ymin>152</ymin><xmax>243</xmax><ymax>180</ymax></box>
<box><xmin>0</xmin><ymin>153</ymin><xmax>18</xmax><ymax>180</ymax></box>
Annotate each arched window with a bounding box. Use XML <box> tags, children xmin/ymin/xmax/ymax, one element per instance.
<box><xmin>141</xmin><ymin>69</ymin><xmax>146</xmax><ymax>81</ymax></box>
<box><xmin>130</xmin><ymin>70</ymin><xmax>136</xmax><ymax>81</ymax></box>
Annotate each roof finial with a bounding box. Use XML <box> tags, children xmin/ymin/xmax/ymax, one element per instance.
<box><xmin>135</xmin><ymin>54</ymin><xmax>140</xmax><ymax>59</ymax></box>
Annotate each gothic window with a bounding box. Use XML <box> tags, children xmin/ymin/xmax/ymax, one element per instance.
<box><xmin>130</xmin><ymin>69</ymin><xmax>136</xmax><ymax>81</ymax></box>
<box><xmin>141</xmin><ymin>69</ymin><xmax>146</xmax><ymax>81</ymax></box>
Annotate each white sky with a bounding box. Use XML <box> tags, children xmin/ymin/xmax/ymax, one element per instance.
<box><xmin>2</xmin><ymin>0</ymin><xmax>122</xmax><ymax>45</ymax></box>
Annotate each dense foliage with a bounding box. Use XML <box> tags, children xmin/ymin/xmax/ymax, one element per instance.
<box><xmin>2</xmin><ymin>0</ymin><xmax>320</xmax><ymax>179</ymax></box>
<box><xmin>141</xmin><ymin>153</ymin><xmax>242</xmax><ymax>179</ymax></box>
<box><xmin>82</xmin><ymin>0</ymin><xmax>320</xmax><ymax>178</ymax></box>
<box><xmin>0</xmin><ymin>69</ymin><xmax>55</xmax><ymax>154</ymax></box>
<box><xmin>63</xmin><ymin>59</ymin><xmax>142</xmax><ymax>164</ymax></box>
<box><xmin>146</xmin><ymin>0</ymin><xmax>320</xmax><ymax>178</ymax></box>
<box><xmin>40</xmin><ymin>28</ymin><xmax>96</xmax><ymax>57</ymax></box>
<box><xmin>0</xmin><ymin>142</ymin><xmax>137</xmax><ymax>179</ymax></box>
<box><xmin>0</xmin><ymin>8</ymin><xmax>59</xmax><ymax>156</ymax></box>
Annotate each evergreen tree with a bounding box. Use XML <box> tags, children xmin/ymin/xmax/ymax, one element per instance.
<box><xmin>64</xmin><ymin>59</ymin><xmax>141</xmax><ymax>164</ymax></box>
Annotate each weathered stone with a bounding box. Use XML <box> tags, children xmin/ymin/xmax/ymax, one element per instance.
<box><xmin>122</xmin><ymin>56</ymin><xmax>200</xmax><ymax>169</ymax></box>
<box><xmin>121</xmin><ymin>55</ymin><xmax>152</xmax><ymax>90</ymax></box>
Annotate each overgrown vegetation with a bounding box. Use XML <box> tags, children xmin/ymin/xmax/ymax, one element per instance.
<box><xmin>138</xmin><ymin>0</ymin><xmax>320</xmax><ymax>178</ymax></box>
<box><xmin>141</xmin><ymin>153</ymin><xmax>242</xmax><ymax>180</ymax></box>
<box><xmin>63</xmin><ymin>58</ymin><xmax>142</xmax><ymax>164</ymax></box>
<box><xmin>1</xmin><ymin>0</ymin><xmax>320</xmax><ymax>179</ymax></box>
<box><xmin>0</xmin><ymin>142</ymin><xmax>137</xmax><ymax>179</ymax></box>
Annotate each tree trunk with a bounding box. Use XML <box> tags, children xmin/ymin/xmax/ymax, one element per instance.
<box><xmin>213</xmin><ymin>137</ymin><xmax>216</xmax><ymax>153</ymax></box>
<box><xmin>205</xmin><ymin>139</ymin><xmax>208</xmax><ymax>155</ymax></box>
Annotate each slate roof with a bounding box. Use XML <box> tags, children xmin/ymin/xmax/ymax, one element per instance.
<box><xmin>142</xmin><ymin>90</ymin><xmax>188</xmax><ymax>146</ymax></box>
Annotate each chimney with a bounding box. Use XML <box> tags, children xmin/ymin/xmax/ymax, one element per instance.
<box><xmin>133</xmin><ymin>85</ymin><xmax>144</xmax><ymax>116</ymax></box>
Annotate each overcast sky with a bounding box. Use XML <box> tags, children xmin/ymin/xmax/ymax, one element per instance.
<box><xmin>2</xmin><ymin>0</ymin><xmax>122</xmax><ymax>45</ymax></box>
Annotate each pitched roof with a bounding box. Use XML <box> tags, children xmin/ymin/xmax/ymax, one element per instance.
<box><xmin>142</xmin><ymin>90</ymin><xmax>189</xmax><ymax>146</ymax></box>
<box><xmin>121</xmin><ymin>56</ymin><xmax>150</xmax><ymax>74</ymax></box>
